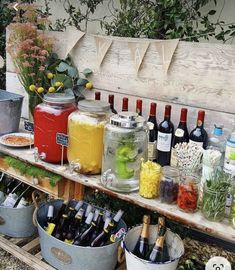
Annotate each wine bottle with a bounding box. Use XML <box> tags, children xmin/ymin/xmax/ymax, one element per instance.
<box><xmin>64</xmin><ymin>208</ymin><xmax>85</xmax><ymax>244</ymax></box>
<box><xmin>74</xmin><ymin>209</ymin><xmax>100</xmax><ymax>246</ymax></box>
<box><xmin>89</xmin><ymin>211</ymin><xmax>105</xmax><ymax>243</ymax></box>
<box><xmin>95</xmin><ymin>91</ymin><xmax>101</xmax><ymax>100</ymax></box>
<box><xmin>171</xmin><ymin>108</ymin><xmax>189</xmax><ymax>166</ymax></box>
<box><xmin>136</xmin><ymin>99</ymin><xmax>143</xmax><ymax>116</ymax></box>
<box><xmin>82</xmin><ymin>204</ymin><xmax>93</xmax><ymax>223</ymax></box>
<box><xmin>90</xmin><ymin>218</ymin><xmax>114</xmax><ymax>247</ymax></box>
<box><xmin>2</xmin><ymin>182</ymin><xmax>23</xmax><ymax>208</ymax></box>
<box><xmin>157</xmin><ymin>217</ymin><xmax>169</xmax><ymax>262</ymax></box>
<box><xmin>53</xmin><ymin>214</ymin><xmax>69</xmax><ymax>240</ymax></box>
<box><xmin>147</xmin><ymin>102</ymin><xmax>158</xmax><ymax>162</ymax></box>
<box><xmin>122</xmin><ymin>97</ymin><xmax>128</xmax><ymax>112</ymax></box>
<box><xmin>108</xmin><ymin>94</ymin><xmax>117</xmax><ymax>114</ymax></box>
<box><xmin>148</xmin><ymin>226</ymin><xmax>166</xmax><ymax>263</ymax></box>
<box><xmin>189</xmin><ymin>110</ymin><xmax>208</xmax><ymax>149</ymax></box>
<box><xmin>110</xmin><ymin>209</ymin><xmax>124</xmax><ymax>233</ymax></box>
<box><xmin>156</xmin><ymin>105</ymin><xmax>174</xmax><ymax>166</ymax></box>
<box><xmin>132</xmin><ymin>215</ymin><xmax>150</xmax><ymax>259</ymax></box>
<box><xmin>52</xmin><ymin>200</ymin><xmax>68</xmax><ymax>225</ymax></box>
<box><xmin>44</xmin><ymin>206</ymin><xmax>57</xmax><ymax>236</ymax></box>
<box><xmin>0</xmin><ymin>173</ymin><xmax>6</xmax><ymax>204</ymax></box>
<box><xmin>73</xmin><ymin>212</ymin><xmax>94</xmax><ymax>245</ymax></box>
<box><xmin>14</xmin><ymin>186</ymin><xmax>32</xmax><ymax>208</ymax></box>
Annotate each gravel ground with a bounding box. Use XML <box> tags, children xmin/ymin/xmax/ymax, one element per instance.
<box><xmin>0</xmin><ymin>238</ymin><xmax>234</xmax><ymax>269</ymax></box>
<box><xmin>0</xmin><ymin>248</ymin><xmax>33</xmax><ymax>270</ymax></box>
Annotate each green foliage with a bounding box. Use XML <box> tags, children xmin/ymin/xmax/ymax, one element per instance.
<box><xmin>47</xmin><ymin>54</ymin><xmax>93</xmax><ymax>101</ymax></box>
<box><xmin>4</xmin><ymin>156</ymin><xmax>62</xmax><ymax>187</ymax></box>
<box><xmin>101</xmin><ymin>0</ymin><xmax>235</xmax><ymax>42</ymax></box>
<box><xmin>63</xmin><ymin>0</ymin><xmax>105</xmax><ymax>31</ymax></box>
<box><xmin>0</xmin><ymin>0</ymin><xmax>16</xmax><ymax>89</ymax></box>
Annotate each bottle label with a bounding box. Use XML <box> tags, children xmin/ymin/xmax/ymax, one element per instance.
<box><xmin>189</xmin><ymin>139</ymin><xmax>203</xmax><ymax>148</ymax></box>
<box><xmin>175</xmin><ymin>128</ymin><xmax>184</xmax><ymax>138</ymax></box>
<box><xmin>148</xmin><ymin>141</ymin><xmax>157</xmax><ymax>160</ymax></box>
<box><xmin>157</xmin><ymin>132</ymin><xmax>172</xmax><ymax>152</ymax></box>
<box><xmin>2</xmin><ymin>193</ymin><xmax>18</xmax><ymax>208</ymax></box>
<box><xmin>170</xmin><ymin>147</ymin><xmax>178</xmax><ymax>167</ymax></box>
<box><xmin>223</xmin><ymin>144</ymin><xmax>235</xmax><ymax>175</ymax></box>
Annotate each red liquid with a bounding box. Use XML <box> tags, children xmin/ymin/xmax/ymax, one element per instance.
<box><xmin>34</xmin><ymin>102</ymin><xmax>76</xmax><ymax>163</ymax></box>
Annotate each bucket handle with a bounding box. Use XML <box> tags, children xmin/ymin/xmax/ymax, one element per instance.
<box><xmin>118</xmin><ymin>244</ymin><xmax>125</xmax><ymax>264</ymax></box>
<box><xmin>32</xmin><ymin>190</ymin><xmax>47</xmax><ymax>226</ymax></box>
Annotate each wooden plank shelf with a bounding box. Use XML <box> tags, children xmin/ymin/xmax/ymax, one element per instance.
<box><xmin>0</xmin><ymin>144</ymin><xmax>234</xmax><ymax>244</ymax></box>
<box><xmin>0</xmin><ymin>234</ymin><xmax>55</xmax><ymax>270</ymax></box>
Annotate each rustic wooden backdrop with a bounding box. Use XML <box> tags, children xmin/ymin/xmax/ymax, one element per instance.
<box><xmin>6</xmin><ymin>30</ymin><xmax>235</xmax><ymax>134</ymax></box>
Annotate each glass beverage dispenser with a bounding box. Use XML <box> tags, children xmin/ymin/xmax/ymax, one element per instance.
<box><xmin>101</xmin><ymin>112</ymin><xmax>148</xmax><ymax>192</ymax></box>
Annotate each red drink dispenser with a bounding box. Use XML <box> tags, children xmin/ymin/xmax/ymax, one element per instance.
<box><xmin>34</xmin><ymin>93</ymin><xmax>76</xmax><ymax>163</ymax></box>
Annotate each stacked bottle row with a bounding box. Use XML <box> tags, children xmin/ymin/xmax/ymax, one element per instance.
<box><xmin>0</xmin><ymin>173</ymin><xmax>35</xmax><ymax>208</ymax></box>
<box><xmin>44</xmin><ymin>199</ymin><xmax>124</xmax><ymax>247</ymax></box>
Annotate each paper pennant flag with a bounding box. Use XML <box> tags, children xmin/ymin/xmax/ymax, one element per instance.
<box><xmin>128</xmin><ymin>41</ymin><xmax>150</xmax><ymax>74</ymax></box>
<box><xmin>0</xmin><ymin>56</ymin><xmax>4</xmax><ymax>68</ymax></box>
<box><xmin>95</xmin><ymin>36</ymin><xmax>113</xmax><ymax>68</ymax></box>
<box><xmin>65</xmin><ymin>30</ymin><xmax>85</xmax><ymax>58</ymax></box>
<box><xmin>155</xmin><ymin>39</ymin><xmax>179</xmax><ymax>74</ymax></box>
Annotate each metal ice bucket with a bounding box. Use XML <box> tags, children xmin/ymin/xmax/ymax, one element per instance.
<box><xmin>0</xmin><ymin>90</ymin><xmax>24</xmax><ymax>135</ymax></box>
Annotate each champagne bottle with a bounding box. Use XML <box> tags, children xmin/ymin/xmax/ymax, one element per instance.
<box><xmin>171</xmin><ymin>108</ymin><xmax>189</xmax><ymax>166</ymax></box>
<box><xmin>132</xmin><ymin>215</ymin><xmax>150</xmax><ymax>259</ymax></box>
<box><xmin>95</xmin><ymin>91</ymin><xmax>101</xmax><ymax>100</ymax></box>
<box><xmin>136</xmin><ymin>99</ymin><xmax>143</xmax><ymax>116</ymax></box>
<box><xmin>157</xmin><ymin>217</ymin><xmax>169</xmax><ymax>262</ymax></box>
<box><xmin>189</xmin><ymin>110</ymin><xmax>208</xmax><ymax>149</ymax></box>
<box><xmin>90</xmin><ymin>218</ymin><xmax>114</xmax><ymax>247</ymax></box>
<box><xmin>148</xmin><ymin>226</ymin><xmax>166</xmax><ymax>263</ymax></box>
<box><xmin>73</xmin><ymin>212</ymin><xmax>94</xmax><ymax>245</ymax></box>
<box><xmin>74</xmin><ymin>209</ymin><xmax>100</xmax><ymax>246</ymax></box>
<box><xmin>156</xmin><ymin>105</ymin><xmax>174</xmax><ymax>166</ymax></box>
<box><xmin>108</xmin><ymin>94</ymin><xmax>117</xmax><ymax>114</ymax></box>
<box><xmin>122</xmin><ymin>97</ymin><xmax>128</xmax><ymax>112</ymax></box>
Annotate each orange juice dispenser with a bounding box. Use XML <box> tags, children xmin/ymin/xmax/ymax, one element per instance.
<box><xmin>67</xmin><ymin>100</ymin><xmax>110</xmax><ymax>174</ymax></box>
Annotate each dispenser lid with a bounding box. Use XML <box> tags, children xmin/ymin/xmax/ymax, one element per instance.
<box><xmin>110</xmin><ymin>112</ymin><xmax>146</xmax><ymax>129</ymax></box>
<box><xmin>78</xmin><ymin>100</ymin><xmax>110</xmax><ymax>112</ymax></box>
<box><xmin>43</xmin><ymin>93</ymin><xmax>75</xmax><ymax>104</ymax></box>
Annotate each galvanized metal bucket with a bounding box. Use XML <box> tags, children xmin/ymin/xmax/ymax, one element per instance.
<box><xmin>36</xmin><ymin>200</ymin><xmax>127</xmax><ymax>270</ymax></box>
<box><xmin>0</xmin><ymin>204</ymin><xmax>37</xmax><ymax>237</ymax></box>
<box><xmin>0</xmin><ymin>90</ymin><xmax>24</xmax><ymax>135</ymax></box>
<box><xmin>123</xmin><ymin>225</ymin><xmax>184</xmax><ymax>270</ymax></box>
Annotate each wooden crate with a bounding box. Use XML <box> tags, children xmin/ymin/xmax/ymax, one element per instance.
<box><xmin>0</xmin><ymin>157</ymin><xmax>84</xmax><ymax>200</ymax></box>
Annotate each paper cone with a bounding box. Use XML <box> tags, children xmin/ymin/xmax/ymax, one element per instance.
<box><xmin>95</xmin><ymin>36</ymin><xmax>113</xmax><ymax>68</ymax></box>
<box><xmin>65</xmin><ymin>30</ymin><xmax>85</xmax><ymax>57</ymax></box>
<box><xmin>155</xmin><ymin>39</ymin><xmax>179</xmax><ymax>74</ymax></box>
<box><xmin>128</xmin><ymin>41</ymin><xmax>150</xmax><ymax>74</ymax></box>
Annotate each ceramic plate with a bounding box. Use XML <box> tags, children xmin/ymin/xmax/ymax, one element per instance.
<box><xmin>0</xmin><ymin>133</ymin><xmax>34</xmax><ymax>147</ymax></box>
